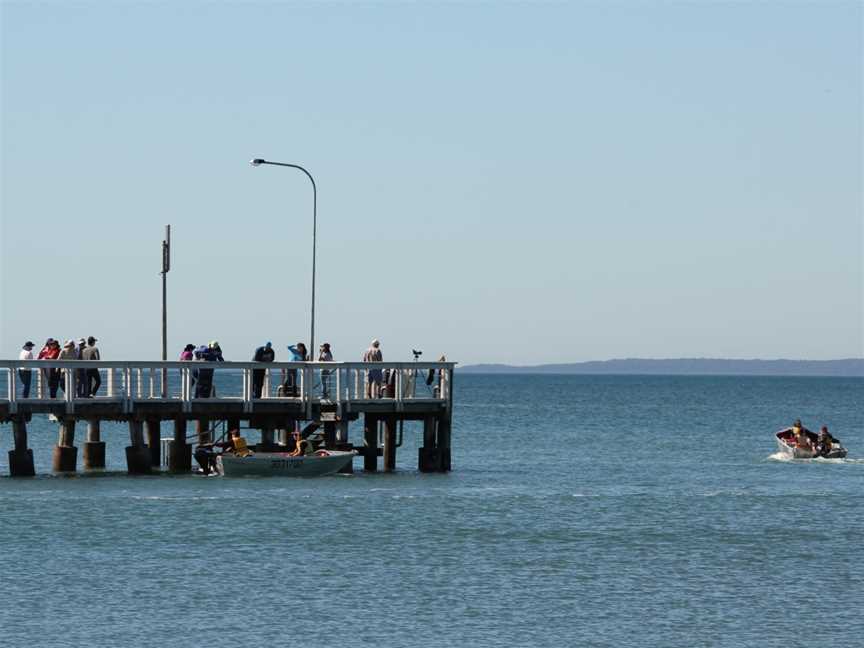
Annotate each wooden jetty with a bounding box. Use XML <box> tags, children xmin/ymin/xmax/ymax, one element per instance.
<box><xmin>0</xmin><ymin>359</ymin><xmax>455</xmax><ymax>477</ymax></box>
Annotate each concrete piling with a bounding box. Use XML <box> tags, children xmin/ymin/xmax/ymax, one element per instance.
<box><xmin>167</xmin><ymin>418</ymin><xmax>191</xmax><ymax>473</ymax></box>
<box><xmin>323</xmin><ymin>421</ymin><xmax>336</xmax><ymax>449</ymax></box>
<box><xmin>125</xmin><ymin>420</ymin><xmax>151</xmax><ymax>474</ymax></box>
<box><xmin>383</xmin><ymin>416</ymin><xmax>397</xmax><ymax>472</ymax></box>
<box><xmin>52</xmin><ymin>419</ymin><xmax>78</xmax><ymax>472</ymax></box>
<box><xmin>83</xmin><ymin>419</ymin><xmax>106</xmax><ymax>469</ymax></box>
<box><xmin>437</xmin><ymin>416</ymin><xmax>452</xmax><ymax>472</ymax></box>
<box><xmin>419</xmin><ymin>416</ymin><xmax>439</xmax><ymax>472</ymax></box>
<box><xmin>363</xmin><ymin>414</ymin><xmax>378</xmax><ymax>472</ymax></box>
<box><xmin>260</xmin><ymin>427</ymin><xmax>275</xmax><ymax>450</ymax></box>
<box><xmin>9</xmin><ymin>419</ymin><xmax>36</xmax><ymax>477</ymax></box>
<box><xmin>145</xmin><ymin>419</ymin><xmax>161</xmax><ymax>467</ymax></box>
<box><xmin>277</xmin><ymin>427</ymin><xmax>290</xmax><ymax>447</ymax></box>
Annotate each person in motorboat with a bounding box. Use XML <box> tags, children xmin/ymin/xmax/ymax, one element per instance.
<box><xmin>791</xmin><ymin>420</ymin><xmax>813</xmax><ymax>450</ymax></box>
<box><xmin>194</xmin><ymin>430</ymin><xmax>252</xmax><ymax>474</ymax></box>
<box><xmin>816</xmin><ymin>426</ymin><xmax>838</xmax><ymax>458</ymax></box>
<box><xmin>289</xmin><ymin>433</ymin><xmax>316</xmax><ymax>457</ymax></box>
<box><xmin>224</xmin><ymin>429</ymin><xmax>252</xmax><ymax>457</ymax></box>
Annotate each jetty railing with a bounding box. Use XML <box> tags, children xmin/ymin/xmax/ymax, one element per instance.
<box><xmin>0</xmin><ymin>360</ymin><xmax>455</xmax><ymax>415</ymax></box>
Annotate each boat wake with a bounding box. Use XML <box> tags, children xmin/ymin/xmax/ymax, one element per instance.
<box><xmin>768</xmin><ymin>452</ymin><xmax>862</xmax><ymax>464</ymax></box>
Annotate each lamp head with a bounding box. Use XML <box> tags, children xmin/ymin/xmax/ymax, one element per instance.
<box><xmin>250</xmin><ymin>158</ymin><xmax>266</xmax><ymax>166</ymax></box>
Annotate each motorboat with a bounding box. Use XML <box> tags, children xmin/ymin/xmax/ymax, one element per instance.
<box><xmin>775</xmin><ymin>428</ymin><xmax>847</xmax><ymax>459</ymax></box>
<box><xmin>217</xmin><ymin>449</ymin><xmax>354</xmax><ymax>477</ymax></box>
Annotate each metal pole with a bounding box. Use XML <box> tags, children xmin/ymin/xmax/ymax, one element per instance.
<box><xmin>250</xmin><ymin>160</ymin><xmax>317</xmax><ymax>358</ymax></box>
<box><xmin>161</xmin><ymin>225</ymin><xmax>170</xmax><ymax>397</ymax></box>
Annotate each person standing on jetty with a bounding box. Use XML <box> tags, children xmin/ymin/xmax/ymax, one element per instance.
<box><xmin>284</xmin><ymin>342</ymin><xmax>307</xmax><ymax>397</ymax></box>
<box><xmin>58</xmin><ymin>340</ymin><xmax>77</xmax><ymax>394</ymax></box>
<box><xmin>179</xmin><ymin>344</ymin><xmax>195</xmax><ymax>361</ymax></box>
<box><xmin>195</xmin><ymin>344</ymin><xmax>221</xmax><ymax>397</ymax></box>
<box><xmin>75</xmin><ymin>338</ymin><xmax>88</xmax><ymax>397</ymax></box>
<box><xmin>18</xmin><ymin>341</ymin><xmax>34</xmax><ymax>398</ymax></box>
<box><xmin>318</xmin><ymin>342</ymin><xmax>333</xmax><ymax>398</ymax></box>
<box><xmin>209</xmin><ymin>341</ymin><xmax>224</xmax><ymax>362</ymax></box>
<box><xmin>252</xmin><ymin>341</ymin><xmax>275</xmax><ymax>398</ymax></box>
<box><xmin>81</xmin><ymin>336</ymin><xmax>101</xmax><ymax>396</ymax></box>
<box><xmin>363</xmin><ymin>339</ymin><xmax>383</xmax><ymax>398</ymax></box>
<box><xmin>38</xmin><ymin>339</ymin><xmax>61</xmax><ymax>398</ymax></box>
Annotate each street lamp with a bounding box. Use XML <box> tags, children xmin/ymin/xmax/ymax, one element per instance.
<box><xmin>250</xmin><ymin>158</ymin><xmax>318</xmax><ymax>360</ymax></box>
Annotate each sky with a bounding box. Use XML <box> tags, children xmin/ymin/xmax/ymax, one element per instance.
<box><xmin>1</xmin><ymin>1</ymin><xmax>861</xmax><ymax>365</ymax></box>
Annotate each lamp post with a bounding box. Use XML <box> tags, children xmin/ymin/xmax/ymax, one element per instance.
<box><xmin>250</xmin><ymin>158</ymin><xmax>318</xmax><ymax>360</ymax></box>
<box><xmin>161</xmin><ymin>224</ymin><xmax>170</xmax><ymax>397</ymax></box>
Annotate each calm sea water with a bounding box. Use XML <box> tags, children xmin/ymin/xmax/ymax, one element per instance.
<box><xmin>1</xmin><ymin>375</ymin><xmax>861</xmax><ymax>647</ymax></box>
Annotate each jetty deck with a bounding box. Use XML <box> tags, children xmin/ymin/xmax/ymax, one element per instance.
<box><xmin>0</xmin><ymin>359</ymin><xmax>455</xmax><ymax>477</ymax></box>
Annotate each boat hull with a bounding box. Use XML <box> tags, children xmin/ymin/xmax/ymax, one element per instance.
<box><xmin>776</xmin><ymin>436</ymin><xmax>816</xmax><ymax>459</ymax></box>
<box><xmin>775</xmin><ymin>429</ymin><xmax>848</xmax><ymax>460</ymax></box>
<box><xmin>218</xmin><ymin>450</ymin><xmax>354</xmax><ymax>477</ymax></box>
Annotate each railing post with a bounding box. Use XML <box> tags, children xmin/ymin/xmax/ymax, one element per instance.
<box><xmin>183</xmin><ymin>367</ymin><xmax>192</xmax><ymax>412</ymax></box>
<box><xmin>8</xmin><ymin>366</ymin><xmax>17</xmax><ymax>413</ymax></box>
<box><xmin>125</xmin><ymin>366</ymin><xmax>132</xmax><ymax>413</ymax></box>
<box><xmin>395</xmin><ymin>366</ymin><xmax>403</xmax><ymax>411</ymax></box>
<box><xmin>242</xmin><ymin>368</ymin><xmax>251</xmax><ymax>413</ymax></box>
<box><xmin>303</xmin><ymin>365</ymin><xmax>312</xmax><ymax>419</ymax></box>
<box><xmin>65</xmin><ymin>365</ymin><xmax>74</xmax><ymax>414</ymax></box>
<box><xmin>107</xmin><ymin>367</ymin><xmax>114</xmax><ymax>397</ymax></box>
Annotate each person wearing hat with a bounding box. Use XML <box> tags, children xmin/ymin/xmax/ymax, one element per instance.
<box><xmin>179</xmin><ymin>343</ymin><xmax>195</xmax><ymax>361</ymax></box>
<box><xmin>194</xmin><ymin>345</ymin><xmax>215</xmax><ymax>398</ymax></box>
<box><xmin>18</xmin><ymin>341</ymin><xmax>35</xmax><ymax>398</ymax></box>
<box><xmin>251</xmin><ymin>341</ymin><xmax>275</xmax><ymax>399</ymax></box>
<box><xmin>208</xmin><ymin>341</ymin><xmax>224</xmax><ymax>362</ymax></box>
<box><xmin>57</xmin><ymin>340</ymin><xmax>78</xmax><ymax>395</ymax></box>
<box><xmin>81</xmin><ymin>336</ymin><xmax>101</xmax><ymax>396</ymax></box>
<box><xmin>318</xmin><ymin>343</ymin><xmax>334</xmax><ymax>399</ymax></box>
<box><xmin>363</xmin><ymin>339</ymin><xmax>383</xmax><ymax>398</ymax></box>
<box><xmin>38</xmin><ymin>339</ymin><xmax>61</xmax><ymax>398</ymax></box>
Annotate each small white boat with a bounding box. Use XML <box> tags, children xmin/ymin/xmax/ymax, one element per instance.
<box><xmin>217</xmin><ymin>449</ymin><xmax>354</xmax><ymax>477</ymax></box>
<box><xmin>775</xmin><ymin>428</ymin><xmax>847</xmax><ymax>459</ymax></box>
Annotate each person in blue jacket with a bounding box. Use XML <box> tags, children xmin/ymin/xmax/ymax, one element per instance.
<box><xmin>283</xmin><ymin>342</ymin><xmax>307</xmax><ymax>396</ymax></box>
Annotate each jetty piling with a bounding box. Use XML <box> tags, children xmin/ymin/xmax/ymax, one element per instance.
<box><xmin>145</xmin><ymin>419</ymin><xmax>160</xmax><ymax>467</ymax></box>
<box><xmin>83</xmin><ymin>419</ymin><xmax>106</xmax><ymax>469</ymax></box>
<box><xmin>126</xmin><ymin>420</ymin><xmax>151</xmax><ymax>474</ymax></box>
<box><xmin>9</xmin><ymin>418</ymin><xmax>35</xmax><ymax>477</ymax></box>
<box><xmin>52</xmin><ymin>418</ymin><xmax>77</xmax><ymax>472</ymax></box>
<box><xmin>363</xmin><ymin>414</ymin><xmax>378</xmax><ymax>472</ymax></box>
<box><xmin>167</xmin><ymin>418</ymin><xmax>191</xmax><ymax>473</ymax></box>
<box><xmin>0</xmin><ymin>359</ymin><xmax>455</xmax><ymax>476</ymax></box>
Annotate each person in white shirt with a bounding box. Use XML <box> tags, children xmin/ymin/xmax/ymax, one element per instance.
<box><xmin>363</xmin><ymin>339</ymin><xmax>383</xmax><ymax>398</ymax></box>
<box><xmin>18</xmin><ymin>341</ymin><xmax>34</xmax><ymax>398</ymax></box>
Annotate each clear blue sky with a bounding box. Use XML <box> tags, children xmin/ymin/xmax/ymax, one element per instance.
<box><xmin>1</xmin><ymin>2</ymin><xmax>861</xmax><ymax>364</ymax></box>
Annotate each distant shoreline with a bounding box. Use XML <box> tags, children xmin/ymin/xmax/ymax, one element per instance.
<box><xmin>458</xmin><ymin>358</ymin><xmax>864</xmax><ymax>377</ymax></box>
